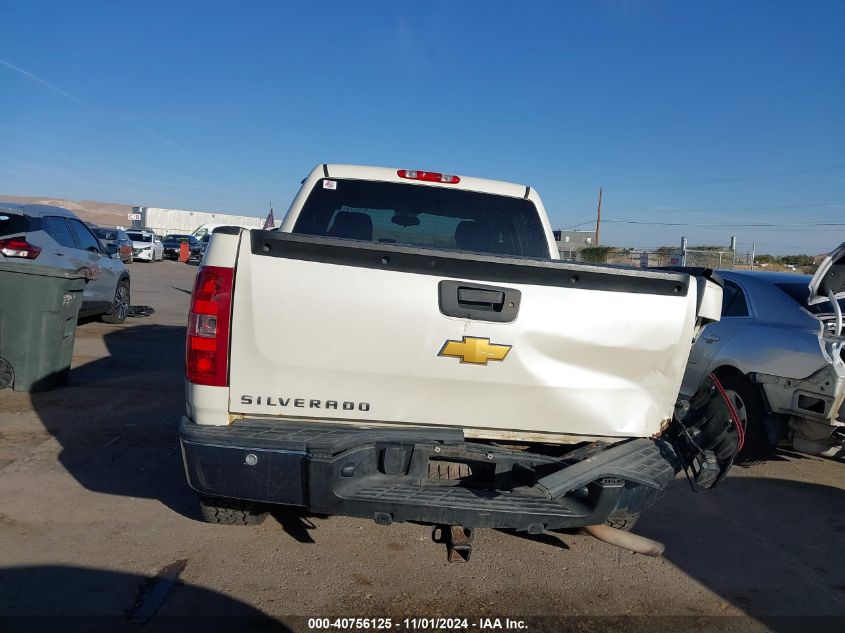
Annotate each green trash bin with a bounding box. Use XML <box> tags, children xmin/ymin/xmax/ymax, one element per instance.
<box><xmin>0</xmin><ymin>262</ymin><xmax>86</xmax><ymax>392</ymax></box>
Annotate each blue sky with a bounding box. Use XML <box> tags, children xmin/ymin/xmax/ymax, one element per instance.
<box><xmin>1</xmin><ymin>1</ymin><xmax>843</xmax><ymax>254</ymax></box>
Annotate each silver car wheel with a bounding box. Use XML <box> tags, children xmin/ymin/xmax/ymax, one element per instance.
<box><xmin>113</xmin><ymin>284</ymin><xmax>129</xmax><ymax>321</ymax></box>
<box><xmin>724</xmin><ymin>389</ymin><xmax>749</xmax><ymax>431</ymax></box>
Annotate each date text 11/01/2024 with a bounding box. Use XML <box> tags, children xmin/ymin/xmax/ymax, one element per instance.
<box><xmin>307</xmin><ymin>618</ymin><xmax>528</xmax><ymax>630</ymax></box>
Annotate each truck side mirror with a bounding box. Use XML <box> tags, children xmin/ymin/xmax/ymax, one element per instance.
<box><xmin>105</xmin><ymin>243</ymin><xmax>119</xmax><ymax>256</ymax></box>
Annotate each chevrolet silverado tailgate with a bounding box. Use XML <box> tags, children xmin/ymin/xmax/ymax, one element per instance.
<box><xmin>226</xmin><ymin>230</ymin><xmax>699</xmax><ymax>439</ymax></box>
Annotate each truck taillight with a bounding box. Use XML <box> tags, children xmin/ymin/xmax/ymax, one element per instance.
<box><xmin>186</xmin><ymin>266</ymin><xmax>233</xmax><ymax>386</ymax></box>
<box><xmin>397</xmin><ymin>169</ymin><xmax>460</xmax><ymax>184</ymax></box>
<box><xmin>0</xmin><ymin>237</ymin><xmax>41</xmax><ymax>259</ymax></box>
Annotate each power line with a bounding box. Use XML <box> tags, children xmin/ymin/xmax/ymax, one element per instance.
<box><xmin>602</xmin><ymin>220</ymin><xmax>845</xmax><ymax>227</ymax></box>
<box><xmin>608</xmin><ymin>163</ymin><xmax>845</xmax><ymax>189</ymax></box>
<box><xmin>681</xmin><ymin>226</ymin><xmax>841</xmax><ymax>233</ymax></box>
<box><xmin>558</xmin><ymin>214</ymin><xmax>845</xmax><ymax>231</ymax></box>
<box><xmin>608</xmin><ymin>202</ymin><xmax>845</xmax><ymax>214</ymax></box>
<box><xmin>560</xmin><ymin>219</ymin><xmax>595</xmax><ymax>229</ymax></box>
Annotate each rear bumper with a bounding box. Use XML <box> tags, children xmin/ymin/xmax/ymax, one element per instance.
<box><xmin>179</xmin><ymin>417</ymin><xmax>679</xmax><ymax>531</ymax></box>
<box><xmin>164</xmin><ymin>247</ymin><xmax>201</xmax><ymax>260</ymax></box>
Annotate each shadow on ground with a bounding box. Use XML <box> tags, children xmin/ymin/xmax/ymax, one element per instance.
<box><xmin>22</xmin><ymin>322</ymin><xmax>845</xmax><ymax>623</ymax></box>
<box><xmin>269</xmin><ymin>508</ymin><xmax>322</xmax><ymax>544</ymax></box>
<box><xmin>0</xmin><ymin>564</ymin><xmax>289</xmax><ymax>631</ymax></box>
<box><xmin>29</xmin><ymin>324</ymin><xmax>198</xmax><ymax>519</ymax></box>
<box><xmin>637</xmin><ymin>474</ymin><xmax>845</xmax><ymax>620</ymax></box>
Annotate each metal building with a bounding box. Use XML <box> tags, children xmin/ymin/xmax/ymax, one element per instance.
<box><xmin>553</xmin><ymin>230</ymin><xmax>596</xmax><ymax>260</ymax></box>
<box><xmin>129</xmin><ymin>206</ymin><xmax>268</xmax><ymax>236</ymax></box>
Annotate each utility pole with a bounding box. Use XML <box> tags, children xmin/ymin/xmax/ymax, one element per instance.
<box><xmin>750</xmin><ymin>242</ymin><xmax>756</xmax><ymax>271</ymax></box>
<box><xmin>594</xmin><ymin>187</ymin><xmax>602</xmax><ymax>246</ymax></box>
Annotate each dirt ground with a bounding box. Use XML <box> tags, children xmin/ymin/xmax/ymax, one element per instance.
<box><xmin>0</xmin><ymin>262</ymin><xmax>843</xmax><ymax>632</ymax></box>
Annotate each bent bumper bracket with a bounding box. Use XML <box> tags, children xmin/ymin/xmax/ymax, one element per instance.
<box><xmin>535</xmin><ymin>438</ymin><xmax>678</xmax><ymax>500</ymax></box>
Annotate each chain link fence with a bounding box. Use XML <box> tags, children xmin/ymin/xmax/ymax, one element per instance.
<box><xmin>682</xmin><ymin>249</ymin><xmax>737</xmax><ymax>269</ymax></box>
<box><xmin>577</xmin><ymin>247</ymin><xmax>745</xmax><ymax>269</ymax></box>
<box><xmin>602</xmin><ymin>249</ymin><xmax>674</xmax><ymax>268</ymax></box>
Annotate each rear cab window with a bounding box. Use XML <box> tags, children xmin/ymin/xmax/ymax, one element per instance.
<box><xmin>292</xmin><ymin>179</ymin><xmax>550</xmax><ymax>258</ymax></box>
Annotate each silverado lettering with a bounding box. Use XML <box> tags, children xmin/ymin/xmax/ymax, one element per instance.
<box><xmin>240</xmin><ymin>394</ymin><xmax>370</xmax><ymax>411</ymax></box>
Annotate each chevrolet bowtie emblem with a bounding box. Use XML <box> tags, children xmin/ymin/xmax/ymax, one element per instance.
<box><xmin>438</xmin><ymin>336</ymin><xmax>511</xmax><ymax>365</ymax></box>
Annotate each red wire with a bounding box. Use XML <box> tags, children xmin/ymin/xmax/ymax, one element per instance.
<box><xmin>709</xmin><ymin>373</ymin><xmax>745</xmax><ymax>452</ymax></box>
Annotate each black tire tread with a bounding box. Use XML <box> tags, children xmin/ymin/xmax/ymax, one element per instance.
<box><xmin>604</xmin><ymin>509</ymin><xmax>641</xmax><ymax>532</ymax></box>
<box><xmin>198</xmin><ymin>496</ymin><xmax>267</xmax><ymax>525</ymax></box>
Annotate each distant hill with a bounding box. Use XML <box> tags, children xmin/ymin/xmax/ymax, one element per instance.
<box><xmin>0</xmin><ymin>195</ymin><xmax>133</xmax><ymax>228</ymax></box>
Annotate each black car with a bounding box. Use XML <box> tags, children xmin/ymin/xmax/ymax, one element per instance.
<box><xmin>161</xmin><ymin>234</ymin><xmax>202</xmax><ymax>261</ymax></box>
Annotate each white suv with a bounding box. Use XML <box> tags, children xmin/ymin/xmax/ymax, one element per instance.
<box><xmin>0</xmin><ymin>202</ymin><xmax>130</xmax><ymax>323</ymax></box>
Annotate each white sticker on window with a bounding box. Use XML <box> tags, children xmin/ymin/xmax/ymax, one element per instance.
<box><xmin>323</xmin><ymin>180</ymin><xmax>337</xmax><ymax>190</ymax></box>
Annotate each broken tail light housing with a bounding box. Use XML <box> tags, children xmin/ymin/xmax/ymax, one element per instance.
<box><xmin>397</xmin><ymin>169</ymin><xmax>460</xmax><ymax>184</ymax></box>
<box><xmin>0</xmin><ymin>237</ymin><xmax>41</xmax><ymax>259</ymax></box>
<box><xmin>186</xmin><ymin>266</ymin><xmax>233</xmax><ymax>386</ymax></box>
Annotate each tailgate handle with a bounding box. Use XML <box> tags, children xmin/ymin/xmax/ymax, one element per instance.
<box><xmin>457</xmin><ymin>288</ymin><xmax>504</xmax><ymax>309</ymax></box>
<box><xmin>439</xmin><ymin>280</ymin><xmax>520</xmax><ymax>323</ymax></box>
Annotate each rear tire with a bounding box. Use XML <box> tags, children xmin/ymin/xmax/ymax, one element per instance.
<box><xmin>604</xmin><ymin>509</ymin><xmax>640</xmax><ymax>532</ymax></box>
<box><xmin>101</xmin><ymin>280</ymin><xmax>130</xmax><ymax>324</ymax></box>
<box><xmin>719</xmin><ymin>373</ymin><xmax>776</xmax><ymax>461</ymax></box>
<box><xmin>604</xmin><ymin>482</ymin><xmax>664</xmax><ymax>532</ymax></box>
<box><xmin>198</xmin><ymin>495</ymin><xmax>267</xmax><ymax>525</ymax></box>
<box><xmin>0</xmin><ymin>358</ymin><xmax>13</xmax><ymax>390</ymax></box>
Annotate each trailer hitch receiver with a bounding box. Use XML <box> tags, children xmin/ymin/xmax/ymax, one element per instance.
<box><xmin>432</xmin><ymin>525</ymin><xmax>474</xmax><ymax>563</ymax></box>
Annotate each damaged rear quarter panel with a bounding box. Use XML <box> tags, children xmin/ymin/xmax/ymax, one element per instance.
<box><xmin>703</xmin><ymin>274</ymin><xmax>845</xmax><ymax>426</ymax></box>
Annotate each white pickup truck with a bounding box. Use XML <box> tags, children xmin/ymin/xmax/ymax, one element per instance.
<box><xmin>179</xmin><ymin>164</ymin><xmax>732</xmax><ymax>556</ymax></box>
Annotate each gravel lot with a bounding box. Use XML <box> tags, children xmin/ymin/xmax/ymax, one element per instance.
<box><xmin>1</xmin><ymin>262</ymin><xmax>843</xmax><ymax>631</ymax></box>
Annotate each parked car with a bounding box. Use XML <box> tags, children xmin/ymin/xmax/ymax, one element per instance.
<box><xmin>192</xmin><ymin>222</ymin><xmax>260</xmax><ymax>240</ymax></box>
<box><xmin>0</xmin><ymin>203</ymin><xmax>130</xmax><ymax>323</ymax></box>
<box><xmin>680</xmin><ymin>257</ymin><xmax>845</xmax><ymax>459</ymax></box>
<box><xmin>161</xmin><ymin>234</ymin><xmax>202</xmax><ymax>261</ymax></box>
<box><xmin>180</xmin><ymin>164</ymin><xmax>732</xmax><ymax>552</ymax></box>
<box><xmin>127</xmin><ymin>230</ymin><xmax>164</xmax><ymax>262</ymax></box>
<box><xmin>90</xmin><ymin>226</ymin><xmax>133</xmax><ymax>264</ymax></box>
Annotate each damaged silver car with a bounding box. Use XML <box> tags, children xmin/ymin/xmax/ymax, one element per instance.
<box><xmin>680</xmin><ymin>245</ymin><xmax>845</xmax><ymax>459</ymax></box>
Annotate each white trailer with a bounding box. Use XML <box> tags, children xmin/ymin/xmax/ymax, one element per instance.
<box><xmin>130</xmin><ymin>206</ymin><xmax>268</xmax><ymax>236</ymax></box>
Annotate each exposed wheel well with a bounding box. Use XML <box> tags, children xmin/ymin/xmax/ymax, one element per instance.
<box><xmin>710</xmin><ymin>364</ymin><xmax>772</xmax><ymax>414</ymax></box>
<box><xmin>711</xmin><ymin>365</ymin><xmax>744</xmax><ymax>382</ymax></box>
